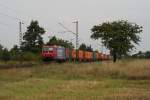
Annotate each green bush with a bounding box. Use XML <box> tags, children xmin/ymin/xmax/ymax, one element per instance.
<box><xmin>20</xmin><ymin>52</ymin><xmax>41</xmax><ymax>61</ymax></box>
<box><xmin>0</xmin><ymin>48</ymin><xmax>10</xmax><ymax>62</ymax></box>
<box><xmin>9</xmin><ymin>47</ymin><xmax>42</xmax><ymax>61</ymax></box>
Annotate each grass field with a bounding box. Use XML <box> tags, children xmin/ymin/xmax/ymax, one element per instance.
<box><xmin>0</xmin><ymin>59</ymin><xmax>150</xmax><ymax>100</ymax></box>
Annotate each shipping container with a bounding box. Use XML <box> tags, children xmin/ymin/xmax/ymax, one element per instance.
<box><xmin>93</xmin><ymin>52</ymin><xmax>97</xmax><ymax>61</ymax></box>
<box><xmin>96</xmin><ymin>52</ymin><xmax>99</xmax><ymax>61</ymax></box>
<box><xmin>106</xmin><ymin>54</ymin><xmax>111</xmax><ymax>60</ymax></box>
<box><xmin>108</xmin><ymin>55</ymin><xmax>112</xmax><ymax>60</ymax></box>
<box><xmin>84</xmin><ymin>51</ymin><xmax>88</xmax><ymax>61</ymax></box>
<box><xmin>99</xmin><ymin>53</ymin><xmax>103</xmax><ymax>61</ymax></box>
<box><xmin>103</xmin><ymin>54</ymin><xmax>106</xmax><ymax>60</ymax></box>
<box><xmin>89</xmin><ymin>52</ymin><xmax>93</xmax><ymax>61</ymax></box>
<box><xmin>65</xmin><ymin>48</ymin><xmax>70</xmax><ymax>60</ymax></box>
<box><xmin>78</xmin><ymin>50</ymin><xmax>84</xmax><ymax>61</ymax></box>
<box><xmin>71</xmin><ymin>49</ymin><xmax>77</xmax><ymax>60</ymax></box>
<box><xmin>84</xmin><ymin>51</ymin><xmax>93</xmax><ymax>61</ymax></box>
<box><xmin>56</xmin><ymin>46</ymin><xmax>66</xmax><ymax>61</ymax></box>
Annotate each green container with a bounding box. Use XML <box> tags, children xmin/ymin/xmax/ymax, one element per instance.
<box><xmin>93</xmin><ymin>52</ymin><xmax>97</xmax><ymax>61</ymax></box>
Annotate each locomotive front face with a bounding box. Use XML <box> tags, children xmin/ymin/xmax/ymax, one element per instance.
<box><xmin>42</xmin><ymin>46</ymin><xmax>56</xmax><ymax>59</ymax></box>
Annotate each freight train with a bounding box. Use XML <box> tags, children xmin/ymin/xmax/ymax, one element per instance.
<box><xmin>42</xmin><ymin>45</ymin><xmax>111</xmax><ymax>62</ymax></box>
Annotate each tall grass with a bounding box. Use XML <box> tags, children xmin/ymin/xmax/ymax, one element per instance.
<box><xmin>1</xmin><ymin>59</ymin><xmax>150</xmax><ymax>80</ymax></box>
<box><xmin>28</xmin><ymin>59</ymin><xmax>150</xmax><ymax>80</ymax></box>
<box><xmin>0</xmin><ymin>59</ymin><xmax>150</xmax><ymax>100</ymax></box>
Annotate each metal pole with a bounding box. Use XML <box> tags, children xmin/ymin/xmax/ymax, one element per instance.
<box><xmin>101</xmin><ymin>40</ymin><xmax>103</xmax><ymax>54</ymax></box>
<box><xmin>19</xmin><ymin>21</ymin><xmax>22</xmax><ymax>47</ymax></box>
<box><xmin>75</xmin><ymin>21</ymin><xmax>79</xmax><ymax>49</ymax></box>
<box><xmin>102</xmin><ymin>44</ymin><xmax>103</xmax><ymax>54</ymax></box>
<box><xmin>74</xmin><ymin>21</ymin><xmax>79</xmax><ymax>61</ymax></box>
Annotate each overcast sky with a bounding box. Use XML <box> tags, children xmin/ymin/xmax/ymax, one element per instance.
<box><xmin>0</xmin><ymin>0</ymin><xmax>149</xmax><ymax>53</ymax></box>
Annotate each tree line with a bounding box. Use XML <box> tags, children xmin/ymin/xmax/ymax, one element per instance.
<box><xmin>132</xmin><ymin>51</ymin><xmax>150</xmax><ymax>59</ymax></box>
<box><xmin>0</xmin><ymin>20</ymin><xmax>143</xmax><ymax>62</ymax></box>
<box><xmin>0</xmin><ymin>20</ymin><xmax>95</xmax><ymax>62</ymax></box>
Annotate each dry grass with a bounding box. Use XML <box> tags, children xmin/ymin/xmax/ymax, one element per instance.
<box><xmin>31</xmin><ymin>59</ymin><xmax>150</xmax><ymax>80</ymax></box>
<box><xmin>0</xmin><ymin>59</ymin><xmax>150</xmax><ymax>100</ymax></box>
<box><xmin>101</xmin><ymin>59</ymin><xmax>150</xmax><ymax>80</ymax></box>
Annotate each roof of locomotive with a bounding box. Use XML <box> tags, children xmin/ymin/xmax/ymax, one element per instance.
<box><xmin>43</xmin><ymin>45</ymin><xmax>63</xmax><ymax>48</ymax></box>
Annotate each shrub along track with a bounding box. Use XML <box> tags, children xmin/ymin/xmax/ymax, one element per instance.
<box><xmin>0</xmin><ymin>62</ymin><xmax>37</xmax><ymax>69</ymax></box>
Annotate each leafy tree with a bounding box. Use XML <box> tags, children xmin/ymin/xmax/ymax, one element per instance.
<box><xmin>0</xmin><ymin>43</ymin><xmax>3</xmax><ymax>51</ymax></box>
<box><xmin>79</xmin><ymin>43</ymin><xmax>93</xmax><ymax>51</ymax></box>
<box><xmin>1</xmin><ymin>48</ymin><xmax>10</xmax><ymax>62</ymax></box>
<box><xmin>91</xmin><ymin>20</ymin><xmax>142</xmax><ymax>62</ymax></box>
<box><xmin>47</xmin><ymin>36</ymin><xmax>58</xmax><ymax>45</ymax></box>
<box><xmin>145</xmin><ymin>51</ymin><xmax>150</xmax><ymax>58</ymax></box>
<box><xmin>79</xmin><ymin>43</ymin><xmax>87</xmax><ymax>51</ymax></box>
<box><xmin>21</xmin><ymin>20</ymin><xmax>45</xmax><ymax>53</ymax></box>
<box><xmin>132</xmin><ymin>51</ymin><xmax>150</xmax><ymax>59</ymax></box>
<box><xmin>11</xmin><ymin>45</ymin><xmax>19</xmax><ymax>52</ymax></box>
<box><xmin>47</xmin><ymin>36</ymin><xmax>74</xmax><ymax>49</ymax></box>
<box><xmin>86</xmin><ymin>45</ymin><xmax>93</xmax><ymax>52</ymax></box>
<box><xmin>0</xmin><ymin>44</ymin><xmax>3</xmax><ymax>60</ymax></box>
<box><xmin>10</xmin><ymin>45</ymin><xmax>20</xmax><ymax>60</ymax></box>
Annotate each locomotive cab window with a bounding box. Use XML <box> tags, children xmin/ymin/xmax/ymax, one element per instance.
<box><xmin>43</xmin><ymin>47</ymin><xmax>53</xmax><ymax>51</ymax></box>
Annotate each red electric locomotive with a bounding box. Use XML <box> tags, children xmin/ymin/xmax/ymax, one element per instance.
<box><xmin>42</xmin><ymin>45</ymin><xmax>68</xmax><ymax>61</ymax></box>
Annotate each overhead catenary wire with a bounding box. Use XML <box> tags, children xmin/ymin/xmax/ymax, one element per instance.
<box><xmin>57</xmin><ymin>22</ymin><xmax>91</xmax><ymax>48</ymax></box>
<box><xmin>0</xmin><ymin>2</ymin><xmax>29</xmax><ymax>39</ymax></box>
<box><xmin>0</xmin><ymin>3</ymin><xmax>20</xmax><ymax>14</ymax></box>
<box><xmin>0</xmin><ymin>21</ymin><xmax>20</xmax><ymax>30</ymax></box>
<box><xmin>2</xmin><ymin>3</ymin><xmax>46</xmax><ymax>25</ymax></box>
<box><xmin>0</xmin><ymin>11</ymin><xmax>24</xmax><ymax>46</ymax></box>
<box><xmin>0</xmin><ymin>21</ymin><xmax>10</xmax><ymax>27</ymax></box>
<box><xmin>0</xmin><ymin>2</ymin><xmax>71</xmax><ymax>36</ymax></box>
<box><xmin>0</xmin><ymin>2</ymin><xmax>26</xmax><ymax>21</ymax></box>
<box><xmin>0</xmin><ymin>3</ymin><xmax>26</xmax><ymax>23</ymax></box>
<box><xmin>0</xmin><ymin>12</ymin><xmax>21</xmax><ymax>21</ymax></box>
<box><xmin>0</xmin><ymin>3</ymin><xmax>101</xmax><ymax>52</ymax></box>
<box><xmin>58</xmin><ymin>23</ymin><xmax>76</xmax><ymax>35</ymax></box>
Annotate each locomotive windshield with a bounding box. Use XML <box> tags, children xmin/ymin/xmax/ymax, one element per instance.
<box><xmin>43</xmin><ymin>47</ymin><xmax>53</xmax><ymax>51</ymax></box>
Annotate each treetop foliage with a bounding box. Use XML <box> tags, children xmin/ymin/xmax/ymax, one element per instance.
<box><xmin>91</xmin><ymin>20</ymin><xmax>143</xmax><ymax>56</ymax></box>
<box><xmin>79</xmin><ymin>43</ymin><xmax>93</xmax><ymax>52</ymax></box>
<box><xmin>21</xmin><ymin>20</ymin><xmax>45</xmax><ymax>53</ymax></box>
<box><xmin>47</xmin><ymin>36</ymin><xmax>74</xmax><ymax>49</ymax></box>
<box><xmin>0</xmin><ymin>44</ymin><xmax>3</xmax><ymax>51</ymax></box>
<box><xmin>132</xmin><ymin>51</ymin><xmax>150</xmax><ymax>59</ymax></box>
<box><xmin>0</xmin><ymin>48</ymin><xmax>10</xmax><ymax>62</ymax></box>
